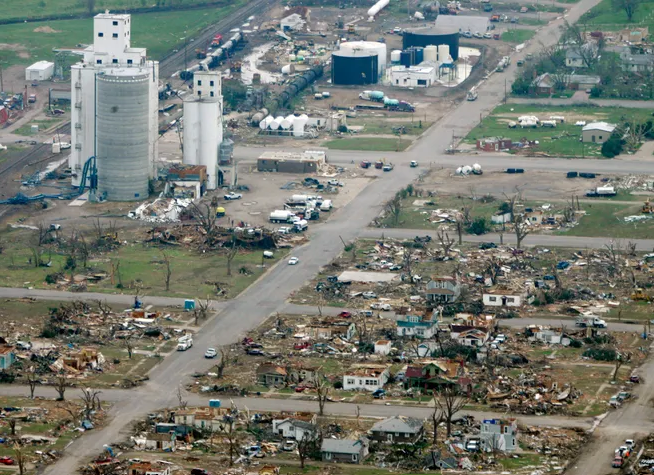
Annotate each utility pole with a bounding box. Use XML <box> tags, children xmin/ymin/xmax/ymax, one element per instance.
<box><xmin>0</xmin><ymin>63</ymin><xmax>3</xmax><ymax>93</ymax></box>
<box><xmin>504</xmin><ymin>78</ymin><xmax>507</xmax><ymax>103</ymax></box>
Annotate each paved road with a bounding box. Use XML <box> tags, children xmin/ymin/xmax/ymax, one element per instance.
<box><xmin>0</xmin><ymin>384</ymin><xmax>595</xmax><ymax>430</ymax></box>
<box><xmin>281</xmin><ymin>303</ymin><xmax>646</xmax><ymax>333</ymax></box>
<box><xmin>359</xmin><ymin>228</ymin><xmax>654</xmax><ymax>251</ymax></box>
<box><xmin>8</xmin><ymin>0</ymin><xmax>624</xmax><ymax>470</ymax></box>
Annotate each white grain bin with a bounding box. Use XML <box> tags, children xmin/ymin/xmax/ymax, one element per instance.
<box><xmin>280</xmin><ymin>115</ymin><xmax>295</xmax><ymax>130</ymax></box>
<box><xmin>293</xmin><ymin>114</ymin><xmax>308</xmax><ymax>137</ymax></box>
<box><xmin>339</xmin><ymin>41</ymin><xmax>387</xmax><ymax>74</ymax></box>
<box><xmin>390</xmin><ymin>50</ymin><xmax>402</xmax><ymax>63</ymax></box>
<box><xmin>260</xmin><ymin>115</ymin><xmax>274</xmax><ymax>130</ymax></box>
<box><xmin>281</xmin><ymin>64</ymin><xmax>296</xmax><ymax>75</ymax></box>
<box><xmin>424</xmin><ymin>45</ymin><xmax>438</xmax><ymax>63</ymax></box>
<box><xmin>367</xmin><ymin>0</ymin><xmax>390</xmax><ymax>19</ymax></box>
<box><xmin>455</xmin><ymin>167</ymin><xmax>463</xmax><ymax>175</ymax></box>
<box><xmin>472</xmin><ymin>163</ymin><xmax>482</xmax><ymax>174</ymax></box>
<box><xmin>461</xmin><ymin>165</ymin><xmax>472</xmax><ymax>175</ymax></box>
<box><xmin>437</xmin><ymin>44</ymin><xmax>450</xmax><ymax>62</ymax></box>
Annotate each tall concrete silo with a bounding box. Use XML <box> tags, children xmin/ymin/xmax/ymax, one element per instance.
<box><xmin>96</xmin><ymin>70</ymin><xmax>150</xmax><ymax>201</ymax></box>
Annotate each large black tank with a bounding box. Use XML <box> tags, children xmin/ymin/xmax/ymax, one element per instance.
<box><xmin>331</xmin><ymin>51</ymin><xmax>379</xmax><ymax>85</ymax></box>
<box><xmin>403</xmin><ymin>26</ymin><xmax>460</xmax><ymax>61</ymax></box>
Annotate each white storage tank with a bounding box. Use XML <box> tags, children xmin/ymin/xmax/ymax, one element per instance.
<box><xmin>259</xmin><ymin>115</ymin><xmax>274</xmax><ymax>130</ymax></box>
<box><xmin>280</xmin><ymin>115</ymin><xmax>294</xmax><ymax>130</ymax></box>
<box><xmin>367</xmin><ymin>0</ymin><xmax>390</xmax><ymax>18</ymax></box>
<box><xmin>390</xmin><ymin>50</ymin><xmax>402</xmax><ymax>63</ymax></box>
<box><xmin>339</xmin><ymin>41</ymin><xmax>387</xmax><ymax>74</ymax></box>
<box><xmin>438</xmin><ymin>44</ymin><xmax>450</xmax><ymax>62</ymax></box>
<box><xmin>424</xmin><ymin>45</ymin><xmax>438</xmax><ymax>63</ymax></box>
<box><xmin>293</xmin><ymin>114</ymin><xmax>308</xmax><ymax>137</ymax></box>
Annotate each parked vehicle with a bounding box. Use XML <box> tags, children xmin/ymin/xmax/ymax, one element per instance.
<box><xmin>370</xmin><ymin>302</ymin><xmax>391</xmax><ymax>311</ymax></box>
<box><xmin>177</xmin><ymin>335</ymin><xmax>193</xmax><ymax>351</ymax></box>
<box><xmin>372</xmin><ymin>389</ymin><xmax>386</xmax><ymax>399</ymax></box>
<box><xmin>493</xmin><ymin>33</ymin><xmax>500</xmax><ymax>39</ymax></box>
<box><xmin>586</xmin><ymin>186</ymin><xmax>616</xmax><ymax>197</ymax></box>
<box><xmin>410</xmin><ymin>160</ymin><xmax>419</xmax><ymax>167</ymax></box>
<box><xmin>205</xmin><ymin>348</ymin><xmax>217</xmax><ymax>358</ymax></box>
<box><xmin>612</xmin><ymin>456</ymin><xmax>623</xmax><ymax>468</ymax></box>
<box><xmin>288</xmin><ymin>257</ymin><xmax>299</xmax><ymax>265</ymax></box>
<box><xmin>483</xmin><ymin>3</ymin><xmax>493</xmax><ymax>11</ymax></box>
<box><xmin>630</xmin><ymin>375</ymin><xmax>641</xmax><ymax>383</ymax></box>
<box><xmin>338</xmin><ymin>311</ymin><xmax>352</xmax><ymax>318</ymax></box>
<box><xmin>224</xmin><ymin>192</ymin><xmax>242</xmax><ymax>200</ymax></box>
<box><xmin>358</xmin><ymin>90</ymin><xmax>385</xmax><ymax>102</ymax></box>
<box><xmin>320</xmin><ymin>199</ymin><xmax>333</xmax><ymax>211</ymax></box>
<box><xmin>466</xmin><ymin>89</ymin><xmax>478</xmax><ymax>101</ymax></box>
<box><xmin>575</xmin><ymin>316</ymin><xmax>607</xmax><ymax>328</ymax></box>
<box><xmin>28</xmin><ymin>94</ymin><xmax>36</xmax><ymax>103</ymax></box>
<box><xmin>383</xmin><ymin>164</ymin><xmax>394</xmax><ymax>172</ymax></box>
<box><xmin>0</xmin><ymin>457</ymin><xmax>14</xmax><ymax>466</ymax></box>
<box><xmin>362</xmin><ymin>291</ymin><xmax>377</xmax><ymax>299</ymax></box>
<box><xmin>270</xmin><ymin>210</ymin><xmax>296</xmax><ymax>223</ymax></box>
<box><xmin>361</xmin><ymin>160</ymin><xmax>371</xmax><ymax>168</ymax></box>
<box><xmin>282</xmin><ymin>440</ymin><xmax>297</xmax><ymax>452</ymax></box>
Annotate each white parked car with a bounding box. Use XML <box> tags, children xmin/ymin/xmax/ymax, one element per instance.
<box><xmin>370</xmin><ymin>303</ymin><xmax>392</xmax><ymax>311</ymax></box>
<box><xmin>495</xmin><ymin>334</ymin><xmax>506</xmax><ymax>342</ymax></box>
<box><xmin>288</xmin><ymin>257</ymin><xmax>299</xmax><ymax>265</ymax></box>
<box><xmin>224</xmin><ymin>192</ymin><xmax>242</xmax><ymax>200</ymax></box>
<box><xmin>327</xmin><ymin>179</ymin><xmax>344</xmax><ymax>186</ymax></box>
<box><xmin>205</xmin><ymin>348</ymin><xmax>217</xmax><ymax>359</ymax></box>
<box><xmin>362</xmin><ymin>291</ymin><xmax>377</xmax><ymax>299</ymax></box>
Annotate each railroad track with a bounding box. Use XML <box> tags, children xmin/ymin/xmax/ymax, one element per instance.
<box><xmin>0</xmin><ymin>121</ymin><xmax>71</xmax><ymax>179</ymax></box>
<box><xmin>158</xmin><ymin>0</ymin><xmax>276</xmax><ymax>78</ymax></box>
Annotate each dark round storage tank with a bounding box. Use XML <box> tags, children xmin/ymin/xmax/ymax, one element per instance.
<box><xmin>403</xmin><ymin>27</ymin><xmax>460</xmax><ymax>61</ymax></box>
<box><xmin>400</xmin><ymin>51</ymin><xmax>412</xmax><ymax>67</ymax></box>
<box><xmin>331</xmin><ymin>51</ymin><xmax>379</xmax><ymax>85</ymax></box>
<box><xmin>414</xmin><ymin>46</ymin><xmax>424</xmax><ymax>64</ymax></box>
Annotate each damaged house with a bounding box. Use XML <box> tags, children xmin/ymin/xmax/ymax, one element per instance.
<box><xmin>272</xmin><ymin>417</ymin><xmax>318</xmax><ymax>441</ymax></box>
<box><xmin>0</xmin><ymin>345</ymin><xmax>16</xmax><ymax>370</ymax></box>
<box><xmin>322</xmin><ymin>438</ymin><xmax>369</xmax><ymax>464</ymax></box>
<box><xmin>396</xmin><ymin>312</ymin><xmax>439</xmax><ymax>338</ymax></box>
<box><xmin>305</xmin><ymin>320</ymin><xmax>356</xmax><ymax>341</ymax></box>
<box><xmin>343</xmin><ymin>364</ymin><xmax>390</xmax><ymax>391</ymax></box>
<box><xmin>425</xmin><ymin>276</ymin><xmax>460</xmax><ymax>304</ymax></box>
<box><xmin>480</xmin><ymin>418</ymin><xmax>518</xmax><ymax>452</ymax></box>
<box><xmin>256</xmin><ymin>364</ymin><xmax>287</xmax><ymax>386</ymax></box>
<box><xmin>483</xmin><ymin>289</ymin><xmax>524</xmax><ymax>308</ymax></box>
<box><xmin>370</xmin><ymin>416</ymin><xmax>425</xmax><ymax>444</ymax></box>
<box><xmin>404</xmin><ymin>360</ymin><xmax>467</xmax><ymax>390</ymax></box>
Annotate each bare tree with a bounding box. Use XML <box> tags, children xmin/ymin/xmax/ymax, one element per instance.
<box><xmin>124</xmin><ymin>336</ymin><xmax>134</xmax><ymax>359</ymax></box>
<box><xmin>386</xmin><ymin>193</ymin><xmax>402</xmax><ymax>225</ymax></box>
<box><xmin>8</xmin><ymin>418</ymin><xmax>16</xmax><ymax>436</ymax></box>
<box><xmin>561</xmin><ymin>22</ymin><xmax>604</xmax><ymax>68</ymax></box>
<box><xmin>455</xmin><ymin>216</ymin><xmax>465</xmax><ymax>245</ymax></box>
<box><xmin>58</xmin><ymin>401</ymin><xmax>80</xmax><ymax>426</ymax></box>
<box><xmin>26</xmin><ymin>369</ymin><xmax>38</xmax><ymax>399</ymax></box>
<box><xmin>612</xmin><ymin>352</ymin><xmax>623</xmax><ymax>381</ymax></box>
<box><xmin>218</xmin><ymin>415</ymin><xmax>242</xmax><ymax>466</ymax></box>
<box><xmin>314</xmin><ymin>372</ymin><xmax>330</xmax><ymax>416</ymax></box>
<box><xmin>194</xmin><ymin>298</ymin><xmax>211</xmax><ymax>325</ymax></box>
<box><xmin>354</xmin><ymin>314</ymin><xmax>375</xmax><ymax>358</ymax></box>
<box><xmin>54</xmin><ymin>372</ymin><xmax>68</xmax><ymax>400</ymax></box>
<box><xmin>433</xmin><ymin>385</ymin><xmax>469</xmax><ymax>437</ymax></box>
<box><xmin>80</xmin><ymin>388</ymin><xmax>102</xmax><ymax>419</ymax></box>
<box><xmin>604</xmin><ymin>241</ymin><xmax>623</xmax><ymax>277</ymax></box>
<box><xmin>36</xmin><ymin>221</ymin><xmax>49</xmax><ymax>245</ymax></box>
<box><xmin>226</xmin><ymin>240</ymin><xmax>238</xmax><ymax>277</ymax></box>
<box><xmin>216</xmin><ymin>345</ymin><xmax>236</xmax><ymax>379</ymax></box>
<box><xmin>161</xmin><ymin>250</ymin><xmax>172</xmax><ymax>292</ymax></box>
<box><xmin>431</xmin><ymin>393</ymin><xmax>444</xmax><ymax>445</ymax></box>
<box><xmin>176</xmin><ymin>385</ymin><xmax>188</xmax><ymax>409</ymax></box>
<box><xmin>627</xmin><ymin>241</ymin><xmax>637</xmax><ymax>257</ymax></box>
<box><xmin>513</xmin><ymin>214</ymin><xmax>530</xmax><ymax>249</ymax></box>
<box><xmin>437</xmin><ymin>229</ymin><xmax>455</xmax><ymax>254</ymax></box>
<box><xmin>13</xmin><ymin>444</ymin><xmax>26</xmax><ymax>475</ymax></box>
<box><xmin>190</xmin><ymin>202</ymin><xmax>218</xmax><ymax>240</ymax></box>
<box><xmin>297</xmin><ymin>430</ymin><xmax>320</xmax><ymax>469</ymax></box>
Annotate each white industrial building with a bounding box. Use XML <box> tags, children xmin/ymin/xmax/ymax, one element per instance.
<box><xmin>26</xmin><ymin>61</ymin><xmax>55</xmax><ymax>81</ymax></box>
<box><xmin>389</xmin><ymin>65</ymin><xmax>436</xmax><ymax>87</ymax></box>
<box><xmin>182</xmin><ymin>70</ymin><xmax>223</xmax><ymax>190</ymax></box>
<box><xmin>70</xmin><ymin>12</ymin><xmax>159</xmax><ymax>189</ymax></box>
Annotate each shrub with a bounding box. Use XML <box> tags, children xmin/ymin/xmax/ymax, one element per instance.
<box><xmin>601</xmin><ymin>135</ymin><xmax>624</xmax><ymax>158</ymax></box>
<box><xmin>466</xmin><ymin>217</ymin><xmax>490</xmax><ymax>235</ymax></box>
<box><xmin>582</xmin><ymin>347</ymin><xmax>617</xmax><ymax>361</ymax></box>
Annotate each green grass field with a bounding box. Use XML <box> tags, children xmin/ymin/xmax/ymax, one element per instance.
<box><xmin>580</xmin><ymin>0</ymin><xmax>654</xmax><ymax>30</ymax></box>
<box><xmin>14</xmin><ymin>118</ymin><xmax>63</xmax><ymax>136</ymax></box>
<box><xmin>0</xmin><ymin>1</ymin><xmax>244</xmax><ymax>67</ymax></box>
<box><xmin>501</xmin><ymin>29</ymin><xmax>536</xmax><ymax>43</ymax></box>
<box><xmin>561</xmin><ymin>202</ymin><xmax>654</xmax><ymax>238</ymax></box>
<box><xmin>0</xmin><ymin>228</ymin><xmax>283</xmax><ymax>298</ymax></box>
<box><xmin>464</xmin><ymin>103</ymin><xmax>654</xmax><ymax>158</ymax></box>
<box><xmin>0</xmin><ymin>0</ymin><xmax>233</xmax><ymax>22</ymax></box>
<box><xmin>322</xmin><ymin>137</ymin><xmax>412</xmax><ymax>151</ymax></box>
<box><xmin>347</xmin><ymin>119</ymin><xmax>433</xmax><ymax>136</ymax></box>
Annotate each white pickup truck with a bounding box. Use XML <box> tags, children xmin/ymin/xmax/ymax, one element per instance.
<box><xmin>575</xmin><ymin>316</ymin><xmax>607</xmax><ymax>328</ymax></box>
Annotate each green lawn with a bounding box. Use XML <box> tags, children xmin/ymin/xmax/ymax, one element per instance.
<box><xmin>501</xmin><ymin>29</ymin><xmax>536</xmax><ymax>43</ymax></box>
<box><xmin>0</xmin><ymin>0</ymin><xmax>236</xmax><ymax>22</ymax></box>
<box><xmin>0</xmin><ymin>228</ymin><xmax>283</xmax><ymax>298</ymax></box>
<box><xmin>0</xmin><ymin>1</ymin><xmax>245</xmax><ymax>67</ymax></box>
<box><xmin>499</xmin><ymin>454</ymin><xmax>545</xmax><ymax>469</ymax></box>
<box><xmin>322</xmin><ymin>137</ymin><xmax>412</xmax><ymax>152</ymax></box>
<box><xmin>607</xmin><ymin>302</ymin><xmax>654</xmax><ymax>322</ymax></box>
<box><xmin>580</xmin><ymin>0</ymin><xmax>654</xmax><ymax>30</ymax></box>
<box><xmin>14</xmin><ymin>119</ymin><xmax>63</xmax><ymax>136</ymax></box>
<box><xmin>464</xmin><ymin>103</ymin><xmax>654</xmax><ymax>158</ymax></box>
<box><xmin>560</xmin><ymin>202</ymin><xmax>654</xmax><ymax>238</ymax></box>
